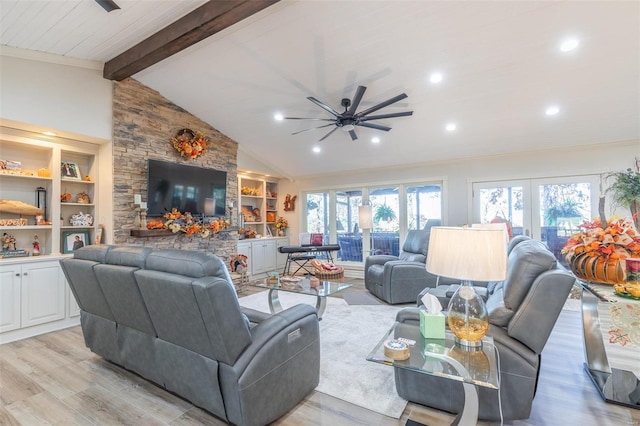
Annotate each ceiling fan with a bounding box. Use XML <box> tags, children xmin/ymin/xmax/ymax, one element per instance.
<box><xmin>285</xmin><ymin>86</ymin><xmax>413</xmax><ymax>142</ymax></box>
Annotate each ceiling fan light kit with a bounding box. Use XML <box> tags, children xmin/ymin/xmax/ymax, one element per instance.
<box><xmin>285</xmin><ymin>85</ymin><xmax>413</xmax><ymax>142</ymax></box>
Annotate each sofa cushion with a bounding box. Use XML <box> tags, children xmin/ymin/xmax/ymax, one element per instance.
<box><xmin>487</xmin><ymin>239</ymin><xmax>556</xmax><ymax>327</ymax></box>
<box><xmin>146</xmin><ymin>249</ymin><xmax>230</xmax><ymax>280</ymax></box>
<box><xmin>72</xmin><ymin>244</ymin><xmax>113</xmax><ymax>263</ymax></box>
<box><xmin>105</xmin><ymin>245</ymin><xmax>154</xmax><ymax>268</ymax></box>
<box><xmin>401</xmin><ymin>229</ymin><xmax>429</xmax><ymax>257</ymax></box>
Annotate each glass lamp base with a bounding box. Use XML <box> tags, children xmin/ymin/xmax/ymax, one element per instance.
<box><xmin>453</xmin><ymin>336</ymin><xmax>483</xmax><ymax>349</ymax></box>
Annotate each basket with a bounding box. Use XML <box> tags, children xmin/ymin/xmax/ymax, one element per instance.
<box><xmin>314</xmin><ymin>267</ymin><xmax>344</xmax><ymax>280</ymax></box>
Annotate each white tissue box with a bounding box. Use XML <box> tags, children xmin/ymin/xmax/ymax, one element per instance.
<box><xmin>420</xmin><ymin>310</ymin><xmax>445</xmax><ymax>339</ymax></box>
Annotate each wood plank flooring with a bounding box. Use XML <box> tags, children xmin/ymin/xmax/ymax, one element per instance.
<box><xmin>1</xmin><ymin>279</ymin><xmax>639</xmax><ymax>425</ymax></box>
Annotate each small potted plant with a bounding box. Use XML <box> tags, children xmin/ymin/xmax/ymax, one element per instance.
<box><xmin>606</xmin><ymin>159</ymin><xmax>640</xmax><ymax>230</ymax></box>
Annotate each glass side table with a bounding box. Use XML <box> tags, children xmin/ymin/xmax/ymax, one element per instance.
<box><xmin>247</xmin><ymin>277</ymin><xmax>351</xmax><ymax>319</ymax></box>
<box><xmin>367</xmin><ymin>321</ymin><xmax>499</xmax><ymax>426</ymax></box>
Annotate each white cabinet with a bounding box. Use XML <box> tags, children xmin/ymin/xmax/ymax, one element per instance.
<box><xmin>0</xmin><ymin>258</ymin><xmax>80</xmax><ymax>343</ymax></box>
<box><xmin>236</xmin><ymin>237</ymin><xmax>287</xmax><ymax>277</ymax></box>
<box><xmin>0</xmin><ymin>264</ymin><xmax>21</xmax><ymax>332</ymax></box>
<box><xmin>252</xmin><ymin>239</ymin><xmax>276</xmax><ymax>274</ymax></box>
<box><xmin>19</xmin><ymin>260</ymin><xmax>66</xmax><ymax>327</ymax></box>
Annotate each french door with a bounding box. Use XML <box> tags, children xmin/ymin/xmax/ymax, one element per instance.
<box><xmin>472</xmin><ymin>175</ymin><xmax>599</xmax><ymax>263</ymax></box>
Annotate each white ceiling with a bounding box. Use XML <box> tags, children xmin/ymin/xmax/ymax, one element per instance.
<box><xmin>2</xmin><ymin>1</ymin><xmax>639</xmax><ymax>179</ymax></box>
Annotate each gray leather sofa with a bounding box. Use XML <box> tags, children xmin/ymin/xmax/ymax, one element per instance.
<box><xmin>395</xmin><ymin>238</ymin><xmax>575</xmax><ymax>421</ymax></box>
<box><xmin>60</xmin><ymin>245</ymin><xmax>320</xmax><ymax>426</ymax></box>
<box><xmin>365</xmin><ymin>228</ymin><xmax>458</xmax><ymax>304</ymax></box>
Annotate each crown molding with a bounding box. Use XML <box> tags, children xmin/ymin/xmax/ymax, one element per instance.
<box><xmin>0</xmin><ymin>46</ymin><xmax>103</xmax><ymax>71</ymax></box>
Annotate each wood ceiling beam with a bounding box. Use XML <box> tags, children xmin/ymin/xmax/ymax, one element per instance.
<box><xmin>103</xmin><ymin>0</ymin><xmax>279</xmax><ymax>81</ymax></box>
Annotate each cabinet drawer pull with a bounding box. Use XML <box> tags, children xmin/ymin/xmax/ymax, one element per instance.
<box><xmin>23</xmin><ymin>272</ymin><xmax>28</xmax><ymax>276</ymax></box>
<box><xmin>15</xmin><ymin>273</ymin><xmax>20</xmax><ymax>277</ymax></box>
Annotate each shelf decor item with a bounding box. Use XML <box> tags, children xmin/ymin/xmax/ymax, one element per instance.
<box><xmin>61</xmin><ymin>161</ymin><xmax>81</xmax><ymax>180</ymax></box>
<box><xmin>275</xmin><ymin>216</ymin><xmax>288</xmax><ymax>236</ymax></box>
<box><xmin>426</xmin><ymin>226</ymin><xmax>508</xmax><ymax>349</ymax></box>
<box><xmin>562</xmin><ymin>216</ymin><xmax>640</xmax><ymax>285</ymax></box>
<box><xmin>171</xmin><ymin>128</ymin><xmax>208</xmax><ymax>160</ymax></box>
<box><xmin>157</xmin><ymin>208</ymin><xmax>228</xmax><ymax>238</ymax></box>
<box><xmin>63</xmin><ymin>230</ymin><xmax>89</xmax><ymax>254</ymax></box>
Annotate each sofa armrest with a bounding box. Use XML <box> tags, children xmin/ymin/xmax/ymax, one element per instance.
<box><xmin>365</xmin><ymin>254</ymin><xmax>398</xmax><ymax>270</ymax></box>
<box><xmin>240</xmin><ymin>307</ymin><xmax>272</xmax><ymax>325</ymax></box>
<box><xmin>383</xmin><ymin>260</ymin><xmax>433</xmax><ymax>281</ymax></box>
<box><xmin>225</xmin><ymin>303</ymin><xmax>319</xmax><ymax>374</ymax></box>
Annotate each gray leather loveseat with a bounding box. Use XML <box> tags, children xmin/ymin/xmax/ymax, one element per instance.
<box><xmin>60</xmin><ymin>245</ymin><xmax>320</xmax><ymax>426</ymax></box>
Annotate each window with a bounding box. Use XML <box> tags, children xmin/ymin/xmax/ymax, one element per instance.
<box><xmin>303</xmin><ymin>182</ymin><xmax>443</xmax><ymax>264</ymax></box>
<box><xmin>407</xmin><ymin>185</ymin><xmax>442</xmax><ymax>230</ymax></box>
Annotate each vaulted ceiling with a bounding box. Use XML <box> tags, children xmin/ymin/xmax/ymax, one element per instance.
<box><xmin>2</xmin><ymin>1</ymin><xmax>639</xmax><ymax>179</ymax></box>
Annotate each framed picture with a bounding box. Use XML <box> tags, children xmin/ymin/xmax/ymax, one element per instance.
<box><xmin>63</xmin><ymin>230</ymin><xmax>90</xmax><ymax>254</ymax></box>
<box><xmin>61</xmin><ymin>161</ymin><xmax>81</xmax><ymax>180</ymax></box>
<box><xmin>265</xmin><ymin>225</ymin><xmax>273</xmax><ymax>237</ymax></box>
<box><xmin>94</xmin><ymin>226</ymin><xmax>103</xmax><ymax>245</ymax></box>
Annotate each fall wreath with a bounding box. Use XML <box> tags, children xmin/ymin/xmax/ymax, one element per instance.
<box><xmin>171</xmin><ymin>128</ymin><xmax>208</xmax><ymax>160</ymax></box>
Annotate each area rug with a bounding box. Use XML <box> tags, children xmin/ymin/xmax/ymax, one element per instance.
<box><xmin>342</xmin><ymin>291</ymin><xmax>382</xmax><ymax>305</ymax></box>
<box><xmin>238</xmin><ymin>291</ymin><xmax>407</xmax><ymax>418</ymax></box>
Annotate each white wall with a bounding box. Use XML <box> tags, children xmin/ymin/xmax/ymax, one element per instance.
<box><xmin>280</xmin><ymin>140</ymin><xmax>639</xmax><ymax>240</ymax></box>
<box><xmin>1</xmin><ymin>51</ymin><xmax>114</xmax><ymax>242</ymax></box>
<box><xmin>0</xmin><ymin>52</ymin><xmax>112</xmax><ymax>140</ymax></box>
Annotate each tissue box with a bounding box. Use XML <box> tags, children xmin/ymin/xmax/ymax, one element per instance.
<box><xmin>420</xmin><ymin>310</ymin><xmax>445</xmax><ymax>339</ymax></box>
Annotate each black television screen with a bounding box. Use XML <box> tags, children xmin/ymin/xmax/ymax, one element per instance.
<box><xmin>147</xmin><ymin>160</ymin><xmax>227</xmax><ymax>217</ymax></box>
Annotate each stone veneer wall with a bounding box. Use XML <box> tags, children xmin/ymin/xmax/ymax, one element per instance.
<box><xmin>112</xmin><ymin>78</ymin><xmax>238</xmax><ymax>263</ymax></box>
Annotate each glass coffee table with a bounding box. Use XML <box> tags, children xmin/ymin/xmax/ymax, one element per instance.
<box><xmin>247</xmin><ymin>277</ymin><xmax>351</xmax><ymax>319</ymax></box>
<box><xmin>368</xmin><ymin>321</ymin><xmax>499</xmax><ymax>426</ymax></box>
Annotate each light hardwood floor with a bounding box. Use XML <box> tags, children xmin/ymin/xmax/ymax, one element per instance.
<box><xmin>1</xmin><ymin>280</ymin><xmax>638</xmax><ymax>425</ymax></box>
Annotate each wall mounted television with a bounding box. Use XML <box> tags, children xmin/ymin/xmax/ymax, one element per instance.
<box><xmin>147</xmin><ymin>159</ymin><xmax>227</xmax><ymax>217</ymax></box>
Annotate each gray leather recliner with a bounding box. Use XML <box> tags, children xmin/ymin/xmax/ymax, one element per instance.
<box><xmin>365</xmin><ymin>228</ymin><xmax>458</xmax><ymax>304</ymax></box>
<box><xmin>394</xmin><ymin>239</ymin><xmax>575</xmax><ymax>421</ymax></box>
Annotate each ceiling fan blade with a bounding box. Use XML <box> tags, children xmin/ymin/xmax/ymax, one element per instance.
<box><xmin>292</xmin><ymin>123</ymin><xmax>335</xmax><ymax>135</ymax></box>
<box><xmin>307</xmin><ymin>97</ymin><xmax>341</xmax><ymax>117</ymax></box>
<box><xmin>318</xmin><ymin>127</ymin><xmax>339</xmax><ymax>142</ymax></box>
<box><xmin>349</xmin><ymin>130</ymin><xmax>358</xmax><ymax>141</ymax></box>
<box><xmin>359</xmin><ymin>111</ymin><xmax>414</xmax><ymax>122</ymax></box>
<box><xmin>95</xmin><ymin>0</ymin><xmax>120</xmax><ymax>12</ymax></box>
<box><xmin>357</xmin><ymin>122</ymin><xmax>392</xmax><ymax>131</ymax></box>
<box><xmin>284</xmin><ymin>117</ymin><xmax>335</xmax><ymax>121</ymax></box>
<box><xmin>347</xmin><ymin>86</ymin><xmax>366</xmax><ymax>115</ymax></box>
<box><xmin>356</xmin><ymin>93</ymin><xmax>408</xmax><ymax>117</ymax></box>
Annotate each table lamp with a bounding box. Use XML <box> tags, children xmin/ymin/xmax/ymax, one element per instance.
<box><xmin>426</xmin><ymin>227</ymin><xmax>508</xmax><ymax>348</ymax></box>
<box><xmin>358</xmin><ymin>202</ymin><xmax>373</xmax><ymax>230</ymax></box>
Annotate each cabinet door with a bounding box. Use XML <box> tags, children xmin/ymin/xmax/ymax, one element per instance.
<box><xmin>0</xmin><ymin>264</ymin><xmax>21</xmax><ymax>332</ymax></box>
<box><xmin>66</xmin><ymin>277</ymin><xmax>81</xmax><ymax>318</ymax></box>
<box><xmin>253</xmin><ymin>239</ymin><xmax>277</xmax><ymax>274</ymax></box>
<box><xmin>237</xmin><ymin>241</ymin><xmax>253</xmax><ymax>275</ymax></box>
<box><xmin>20</xmin><ymin>261</ymin><xmax>65</xmax><ymax>327</ymax></box>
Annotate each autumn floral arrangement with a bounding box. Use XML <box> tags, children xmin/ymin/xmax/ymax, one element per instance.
<box><xmin>562</xmin><ymin>215</ymin><xmax>640</xmax><ymax>284</ymax></box>
<box><xmin>147</xmin><ymin>208</ymin><xmax>227</xmax><ymax>237</ymax></box>
<box><xmin>171</xmin><ymin>128</ymin><xmax>208</xmax><ymax>160</ymax></box>
<box><xmin>275</xmin><ymin>216</ymin><xmax>288</xmax><ymax>231</ymax></box>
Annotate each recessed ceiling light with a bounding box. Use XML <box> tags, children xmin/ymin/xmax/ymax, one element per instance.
<box><xmin>429</xmin><ymin>72</ymin><xmax>444</xmax><ymax>84</ymax></box>
<box><xmin>559</xmin><ymin>38</ymin><xmax>579</xmax><ymax>52</ymax></box>
<box><xmin>371</xmin><ymin>137</ymin><xmax>380</xmax><ymax>143</ymax></box>
<box><xmin>274</xmin><ymin>113</ymin><xmax>284</xmax><ymax>121</ymax></box>
<box><xmin>545</xmin><ymin>105</ymin><xmax>560</xmax><ymax>116</ymax></box>
<box><xmin>42</xmin><ymin>131</ymin><xmax>57</xmax><ymax>136</ymax></box>
<box><xmin>445</xmin><ymin>122</ymin><xmax>457</xmax><ymax>132</ymax></box>
<box><xmin>312</xmin><ymin>146</ymin><xmax>321</xmax><ymax>153</ymax></box>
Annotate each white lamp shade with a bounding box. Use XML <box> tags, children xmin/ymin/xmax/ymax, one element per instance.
<box><xmin>471</xmin><ymin>222</ymin><xmax>509</xmax><ymax>246</ymax></box>
<box><xmin>358</xmin><ymin>205</ymin><xmax>373</xmax><ymax>229</ymax></box>
<box><xmin>426</xmin><ymin>227</ymin><xmax>507</xmax><ymax>282</ymax></box>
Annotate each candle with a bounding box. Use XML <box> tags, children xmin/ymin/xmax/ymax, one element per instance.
<box><xmin>134</xmin><ymin>194</ymin><xmax>141</xmax><ymax>205</ymax></box>
<box><xmin>140</xmin><ymin>202</ymin><xmax>147</xmax><ymax>209</ymax></box>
